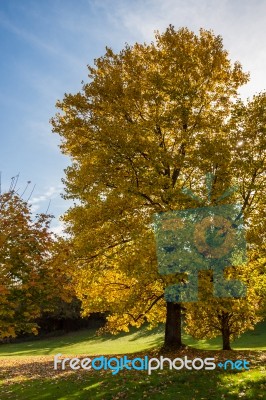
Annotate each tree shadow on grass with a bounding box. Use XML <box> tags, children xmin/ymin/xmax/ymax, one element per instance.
<box><xmin>0</xmin><ymin>329</ymin><xmax>99</xmax><ymax>356</ymax></box>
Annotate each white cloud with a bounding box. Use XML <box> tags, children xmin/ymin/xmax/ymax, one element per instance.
<box><xmin>29</xmin><ymin>186</ymin><xmax>59</xmax><ymax>203</ymax></box>
<box><xmin>28</xmin><ymin>185</ymin><xmax>63</xmax><ymax>212</ymax></box>
<box><xmin>99</xmin><ymin>0</ymin><xmax>266</xmax><ymax>99</ymax></box>
<box><xmin>49</xmin><ymin>220</ymin><xmax>68</xmax><ymax>237</ymax></box>
<box><xmin>1</xmin><ymin>0</ymin><xmax>266</xmax><ymax>226</ymax></box>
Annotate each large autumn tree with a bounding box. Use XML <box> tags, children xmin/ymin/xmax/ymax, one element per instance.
<box><xmin>52</xmin><ymin>26</ymin><xmax>253</xmax><ymax>348</ymax></box>
<box><xmin>0</xmin><ymin>190</ymin><xmax>72</xmax><ymax>339</ymax></box>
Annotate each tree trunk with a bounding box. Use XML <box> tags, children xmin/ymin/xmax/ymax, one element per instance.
<box><xmin>222</xmin><ymin>328</ymin><xmax>231</xmax><ymax>350</ymax></box>
<box><xmin>164</xmin><ymin>302</ymin><xmax>183</xmax><ymax>348</ymax></box>
<box><xmin>221</xmin><ymin>312</ymin><xmax>232</xmax><ymax>350</ymax></box>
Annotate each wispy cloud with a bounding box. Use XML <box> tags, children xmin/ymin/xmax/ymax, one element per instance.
<box><xmin>0</xmin><ymin>9</ymin><xmax>86</xmax><ymax>70</ymax></box>
<box><xmin>29</xmin><ymin>185</ymin><xmax>62</xmax><ymax>213</ymax></box>
<box><xmin>1</xmin><ymin>0</ymin><xmax>266</xmax><ymax>226</ymax></box>
<box><xmin>29</xmin><ymin>186</ymin><xmax>59</xmax><ymax>204</ymax></box>
<box><xmin>98</xmin><ymin>0</ymin><xmax>266</xmax><ymax>98</ymax></box>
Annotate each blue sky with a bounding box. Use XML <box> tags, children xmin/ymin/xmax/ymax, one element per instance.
<box><xmin>0</xmin><ymin>0</ymin><xmax>265</xmax><ymax>234</ymax></box>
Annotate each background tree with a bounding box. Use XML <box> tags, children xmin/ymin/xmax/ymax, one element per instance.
<box><xmin>52</xmin><ymin>26</ymin><xmax>250</xmax><ymax>348</ymax></box>
<box><xmin>230</xmin><ymin>93</ymin><xmax>266</xmax><ymax>248</ymax></box>
<box><xmin>184</xmin><ymin>92</ymin><xmax>266</xmax><ymax>349</ymax></box>
<box><xmin>184</xmin><ymin>259</ymin><xmax>265</xmax><ymax>350</ymax></box>
<box><xmin>0</xmin><ymin>190</ymin><xmax>73</xmax><ymax>339</ymax></box>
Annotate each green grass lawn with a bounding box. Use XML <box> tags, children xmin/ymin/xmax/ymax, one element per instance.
<box><xmin>1</xmin><ymin>365</ymin><xmax>265</xmax><ymax>400</ymax></box>
<box><xmin>0</xmin><ymin>320</ymin><xmax>265</xmax><ymax>358</ymax></box>
<box><xmin>0</xmin><ymin>321</ymin><xmax>265</xmax><ymax>399</ymax></box>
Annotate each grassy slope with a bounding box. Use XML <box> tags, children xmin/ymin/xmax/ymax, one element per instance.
<box><xmin>0</xmin><ymin>320</ymin><xmax>265</xmax><ymax>358</ymax></box>
<box><xmin>0</xmin><ymin>321</ymin><xmax>264</xmax><ymax>399</ymax></box>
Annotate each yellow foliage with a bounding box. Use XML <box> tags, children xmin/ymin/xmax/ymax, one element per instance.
<box><xmin>52</xmin><ymin>26</ymin><xmax>265</xmax><ymax>343</ymax></box>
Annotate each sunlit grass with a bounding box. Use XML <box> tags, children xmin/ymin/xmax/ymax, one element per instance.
<box><xmin>0</xmin><ymin>320</ymin><xmax>265</xmax><ymax>358</ymax></box>
<box><xmin>0</xmin><ymin>321</ymin><xmax>264</xmax><ymax>399</ymax></box>
<box><xmin>0</xmin><ymin>363</ymin><xmax>264</xmax><ymax>400</ymax></box>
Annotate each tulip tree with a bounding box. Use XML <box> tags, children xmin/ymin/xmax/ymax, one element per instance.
<box><xmin>51</xmin><ymin>26</ymin><xmax>265</xmax><ymax>349</ymax></box>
